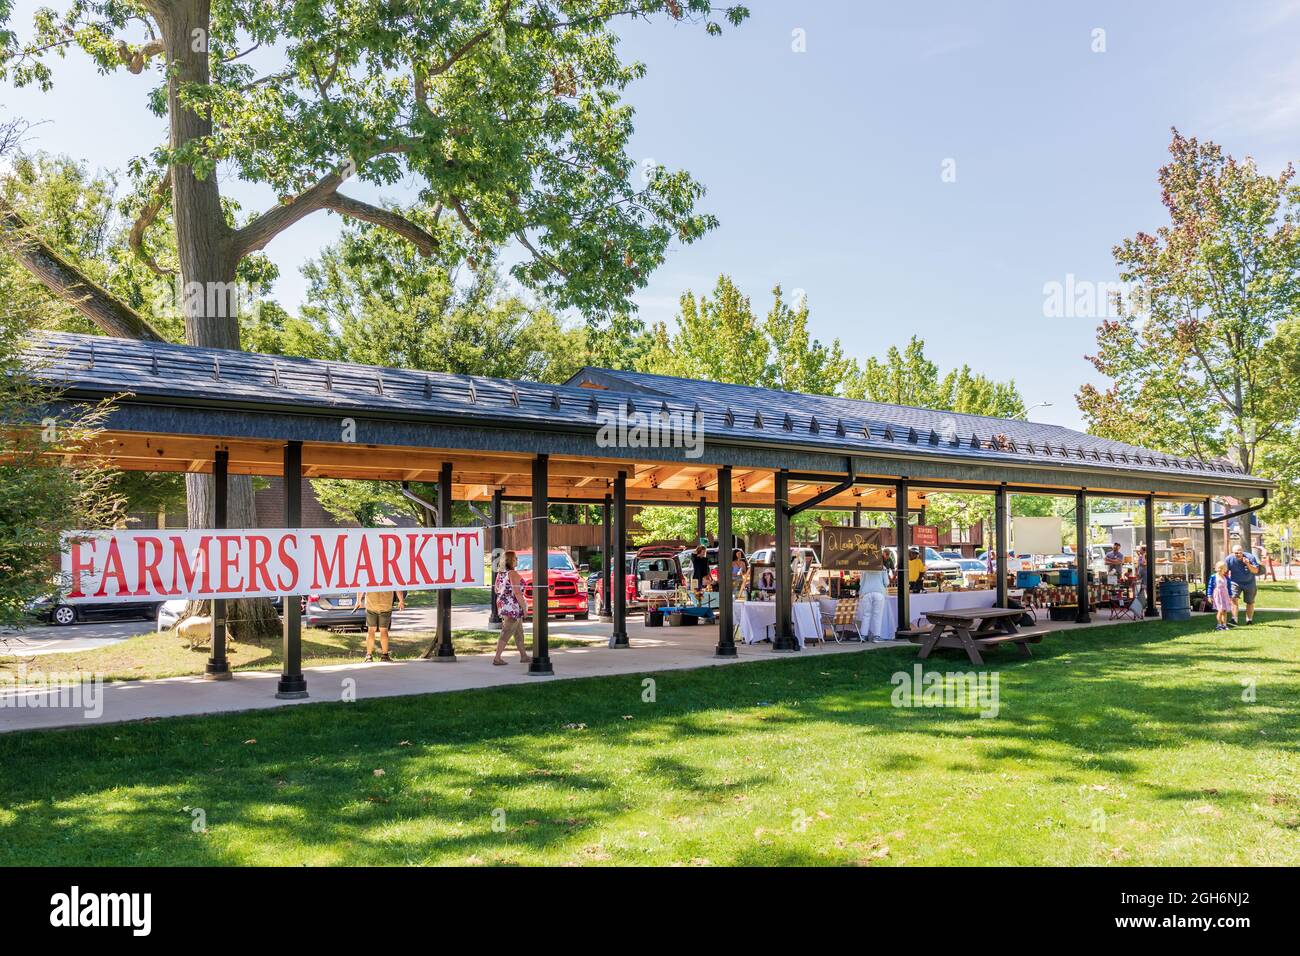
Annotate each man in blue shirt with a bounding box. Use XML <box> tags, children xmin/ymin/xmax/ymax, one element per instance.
<box><xmin>1225</xmin><ymin>545</ymin><xmax>1261</xmax><ymax>625</ymax></box>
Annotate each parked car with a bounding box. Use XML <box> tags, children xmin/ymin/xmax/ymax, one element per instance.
<box><xmin>27</xmin><ymin>593</ymin><xmax>160</xmax><ymax>627</ymax></box>
<box><xmin>883</xmin><ymin>546</ymin><xmax>963</xmax><ymax>582</ymax></box>
<box><xmin>938</xmin><ymin>550</ymin><xmax>965</xmax><ymax>560</ymax></box>
<box><xmin>304</xmin><ymin>592</ymin><xmax>368</xmax><ymax>629</ymax></box>
<box><xmin>156</xmin><ymin>599</ymin><xmax>188</xmax><ymax>631</ymax></box>
<box><xmin>515</xmin><ymin>550</ymin><xmax>590</xmax><ymax>619</ymax></box>
<box><xmin>1042</xmin><ymin>553</ymin><xmax>1078</xmax><ymax>570</ymax></box>
<box><xmin>955</xmin><ymin>558</ymin><xmax>988</xmax><ymax>587</ymax></box>
<box><xmin>748</xmin><ymin>546</ymin><xmax>821</xmax><ymax>572</ymax></box>
<box><xmin>633</xmin><ymin>547</ymin><xmax>685</xmax><ymax>603</ymax></box>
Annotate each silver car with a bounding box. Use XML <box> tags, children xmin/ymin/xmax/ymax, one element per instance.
<box><xmin>304</xmin><ymin>593</ymin><xmax>368</xmax><ymax>629</ymax></box>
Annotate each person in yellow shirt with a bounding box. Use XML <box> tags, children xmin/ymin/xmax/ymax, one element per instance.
<box><xmin>356</xmin><ymin>589</ymin><xmax>406</xmax><ymax>662</ymax></box>
<box><xmin>908</xmin><ymin>548</ymin><xmax>927</xmax><ymax>594</ymax></box>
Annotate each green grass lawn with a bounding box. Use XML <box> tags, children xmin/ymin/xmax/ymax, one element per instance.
<box><xmin>1256</xmin><ymin>579</ymin><xmax>1300</xmax><ymax>609</ymax></box>
<box><xmin>1</xmin><ymin>627</ymin><xmax>593</xmax><ymax>684</ymax></box>
<box><xmin>405</xmin><ymin>587</ymin><xmax>492</xmax><ymax>607</ymax></box>
<box><xmin>1</xmin><ymin>612</ymin><xmax>1297</xmax><ymax>866</ymax></box>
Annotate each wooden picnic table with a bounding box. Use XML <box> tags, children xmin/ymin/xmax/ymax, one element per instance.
<box><xmin>904</xmin><ymin>605</ymin><xmax>1046</xmax><ymax>666</ymax></box>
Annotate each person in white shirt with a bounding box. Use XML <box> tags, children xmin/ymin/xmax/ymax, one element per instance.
<box><xmin>860</xmin><ymin>565</ymin><xmax>891</xmax><ymax>641</ymax></box>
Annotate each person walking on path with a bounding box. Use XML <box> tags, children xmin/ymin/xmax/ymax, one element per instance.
<box><xmin>1226</xmin><ymin>544</ymin><xmax>1262</xmax><ymax>625</ymax></box>
<box><xmin>357</xmin><ymin>588</ymin><xmax>405</xmax><ymax>662</ymax></box>
<box><xmin>1209</xmin><ymin>560</ymin><xmax>1237</xmax><ymax>631</ymax></box>
<box><xmin>493</xmin><ymin>550</ymin><xmax>532</xmax><ymax>666</ymax></box>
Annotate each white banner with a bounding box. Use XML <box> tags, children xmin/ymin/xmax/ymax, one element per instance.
<box><xmin>60</xmin><ymin>527</ymin><xmax>485</xmax><ymax>603</ymax></box>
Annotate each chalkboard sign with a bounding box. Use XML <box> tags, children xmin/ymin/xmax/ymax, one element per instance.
<box><xmin>820</xmin><ymin>526</ymin><xmax>886</xmax><ymax>570</ymax></box>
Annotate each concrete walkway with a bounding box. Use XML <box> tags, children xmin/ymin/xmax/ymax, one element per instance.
<box><xmin>0</xmin><ymin>613</ymin><xmax>1149</xmax><ymax>735</ymax></box>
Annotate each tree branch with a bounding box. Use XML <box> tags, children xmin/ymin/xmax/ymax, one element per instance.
<box><xmin>0</xmin><ymin>198</ymin><xmax>167</xmax><ymax>342</ymax></box>
<box><xmin>228</xmin><ymin>171</ymin><xmax>345</xmax><ymax>258</ymax></box>
<box><xmin>320</xmin><ymin>193</ymin><xmax>440</xmax><ymax>255</ymax></box>
<box><xmin>128</xmin><ymin>171</ymin><xmax>174</xmax><ymax>278</ymax></box>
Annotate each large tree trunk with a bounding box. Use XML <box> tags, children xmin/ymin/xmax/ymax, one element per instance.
<box><xmin>155</xmin><ymin>0</ymin><xmax>278</xmax><ymax>639</ymax></box>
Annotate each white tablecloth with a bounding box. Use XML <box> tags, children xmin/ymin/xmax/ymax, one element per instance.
<box><xmin>819</xmin><ymin>590</ymin><xmax>999</xmax><ymax>637</ymax></box>
<box><xmin>733</xmin><ymin>601</ymin><xmax>821</xmax><ymax>648</ymax></box>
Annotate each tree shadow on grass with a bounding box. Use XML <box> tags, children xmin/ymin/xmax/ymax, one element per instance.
<box><xmin>0</xmin><ymin>614</ymin><xmax>1296</xmax><ymax>864</ymax></box>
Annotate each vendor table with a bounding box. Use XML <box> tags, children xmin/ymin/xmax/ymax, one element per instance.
<box><xmin>733</xmin><ymin>600</ymin><xmax>822</xmax><ymax>648</ymax></box>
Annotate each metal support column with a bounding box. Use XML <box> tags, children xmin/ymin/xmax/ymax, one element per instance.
<box><xmin>610</xmin><ymin>472</ymin><xmax>629</xmax><ymax>647</ymax></box>
<box><xmin>599</xmin><ymin>495</ymin><xmax>613</xmax><ymax>622</ymax></box>
<box><xmin>1075</xmin><ymin>490</ymin><xmax>1090</xmax><ymax>623</ymax></box>
<box><xmin>276</xmin><ymin>442</ymin><xmax>308</xmax><ymax>699</ymax></box>
<box><xmin>853</xmin><ymin>503</ymin><xmax>862</xmax><ymax>528</ymax></box>
<box><xmin>432</xmin><ymin>461</ymin><xmax>457</xmax><ymax>659</ymax></box>
<box><xmin>696</xmin><ymin>496</ymin><xmax>706</xmax><ymax>544</ymax></box>
<box><xmin>204</xmin><ymin>449</ymin><xmax>232</xmax><ymax>680</ymax></box>
<box><xmin>1144</xmin><ymin>494</ymin><xmax>1158</xmax><ymax>617</ymax></box>
<box><xmin>895</xmin><ymin>479</ymin><xmax>910</xmax><ymax>636</ymax></box>
<box><xmin>487</xmin><ymin>488</ymin><xmax>503</xmax><ymax>629</ymax></box>
<box><xmin>772</xmin><ymin>469</ymin><xmax>797</xmax><ymax>651</ymax></box>
<box><xmin>715</xmin><ymin>466</ymin><xmax>736</xmax><ymax>658</ymax></box>
<box><xmin>1203</xmin><ymin>498</ymin><xmax>1214</xmax><ymax>588</ymax></box>
<box><xmin>994</xmin><ymin>485</ymin><xmax>1008</xmax><ymax>608</ymax></box>
<box><xmin>528</xmin><ymin>454</ymin><xmax>554</xmax><ymax>675</ymax></box>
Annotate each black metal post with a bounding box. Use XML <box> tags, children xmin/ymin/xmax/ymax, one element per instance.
<box><xmin>610</xmin><ymin>472</ymin><xmax>629</xmax><ymax>648</ymax></box>
<box><xmin>715</xmin><ymin>466</ymin><xmax>736</xmax><ymax>658</ymax></box>
<box><xmin>1145</xmin><ymin>494</ymin><xmax>1158</xmax><ymax>617</ymax></box>
<box><xmin>853</xmin><ymin>503</ymin><xmax>862</xmax><ymax>528</ymax></box>
<box><xmin>204</xmin><ymin>449</ymin><xmax>232</xmax><ymax>680</ymax></box>
<box><xmin>994</xmin><ymin>485</ymin><xmax>1008</xmax><ymax>608</ymax></box>
<box><xmin>1075</xmin><ymin>490</ymin><xmax>1090</xmax><ymax>623</ymax></box>
<box><xmin>1203</xmin><ymin>497</ymin><xmax>1214</xmax><ymax>588</ymax></box>
<box><xmin>276</xmin><ymin>441</ymin><xmax>308</xmax><ymax>699</ymax></box>
<box><xmin>432</xmin><ymin>461</ymin><xmax>457</xmax><ymax>660</ymax></box>
<box><xmin>696</xmin><ymin>496</ymin><xmax>706</xmax><ymax>544</ymax></box>
<box><xmin>599</xmin><ymin>495</ymin><xmax>613</xmax><ymax>622</ymax></box>
<box><xmin>895</xmin><ymin>479</ymin><xmax>910</xmax><ymax>636</ymax></box>
<box><xmin>772</xmin><ymin>469</ymin><xmax>797</xmax><ymax>651</ymax></box>
<box><xmin>487</xmin><ymin>488</ymin><xmax>503</xmax><ymax>629</ymax></box>
<box><xmin>529</xmin><ymin>454</ymin><xmax>554</xmax><ymax>674</ymax></box>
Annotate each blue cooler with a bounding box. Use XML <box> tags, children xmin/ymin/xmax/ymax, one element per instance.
<box><xmin>1016</xmin><ymin>571</ymin><xmax>1041</xmax><ymax>589</ymax></box>
<box><xmin>1057</xmin><ymin>568</ymin><xmax>1078</xmax><ymax>587</ymax></box>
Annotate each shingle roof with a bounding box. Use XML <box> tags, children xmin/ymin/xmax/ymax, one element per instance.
<box><xmin>563</xmin><ymin>366</ymin><xmax>1258</xmax><ymax>482</ymax></box>
<box><xmin>23</xmin><ymin>332</ymin><xmax>1262</xmax><ymax>487</ymax></box>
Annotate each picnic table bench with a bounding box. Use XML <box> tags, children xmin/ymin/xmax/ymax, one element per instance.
<box><xmin>904</xmin><ymin>605</ymin><xmax>1047</xmax><ymax>666</ymax></box>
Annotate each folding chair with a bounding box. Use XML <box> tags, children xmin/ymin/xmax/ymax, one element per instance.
<box><xmin>821</xmin><ymin>597</ymin><xmax>862</xmax><ymax>643</ymax></box>
<box><xmin>1110</xmin><ymin>587</ymin><xmax>1140</xmax><ymax>621</ymax></box>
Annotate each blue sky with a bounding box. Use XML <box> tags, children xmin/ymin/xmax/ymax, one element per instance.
<box><xmin>4</xmin><ymin>1</ymin><xmax>1299</xmax><ymax>429</ymax></box>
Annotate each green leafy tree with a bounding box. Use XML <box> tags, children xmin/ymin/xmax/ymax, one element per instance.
<box><xmin>760</xmin><ymin>284</ymin><xmax>852</xmax><ymax>395</ymax></box>
<box><xmin>1077</xmin><ymin>131</ymin><xmax>1300</xmax><ymax>548</ymax></box>
<box><xmin>846</xmin><ymin>335</ymin><xmax>1026</xmax><ymax>418</ymax></box>
<box><xmin>641</xmin><ymin>274</ymin><xmax>770</xmax><ymax>384</ymax></box>
<box><xmin>1</xmin><ymin>284</ymin><xmax>124</xmax><ymax>633</ymax></box>
<box><xmin>297</xmin><ymin>218</ymin><xmax>588</xmax><ymax>381</ymax></box>
<box><xmin>633</xmin><ymin>505</ymin><xmax>835</xmax><ymax>547</ymax></box>
<box><xmin>1</xmin><ymin>1</ymin><xmax>748</xmax><ymax>632</ymax></box>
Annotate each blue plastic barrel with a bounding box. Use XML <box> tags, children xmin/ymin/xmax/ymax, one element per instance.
<box><xmin>1159</xmin><ymin>580</ymin><xmax>1191</xmax><ymax>621</ymax></box>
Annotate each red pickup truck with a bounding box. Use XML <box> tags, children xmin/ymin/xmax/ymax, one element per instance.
<box><xmin>514</xmin><ymin>550</ymin><xmax>589</xmax><ymax>619</ymax></box>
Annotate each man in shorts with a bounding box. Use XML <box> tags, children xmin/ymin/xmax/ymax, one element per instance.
<box><xmin>357</xmin><ymin>589</ymin><xmax>406</xmax><ymax>661</ymax></box>
<box><xmin>1225</xmin><ymin>545</ymin><xmax>1261</xmax><ymax>626</ymax></box>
